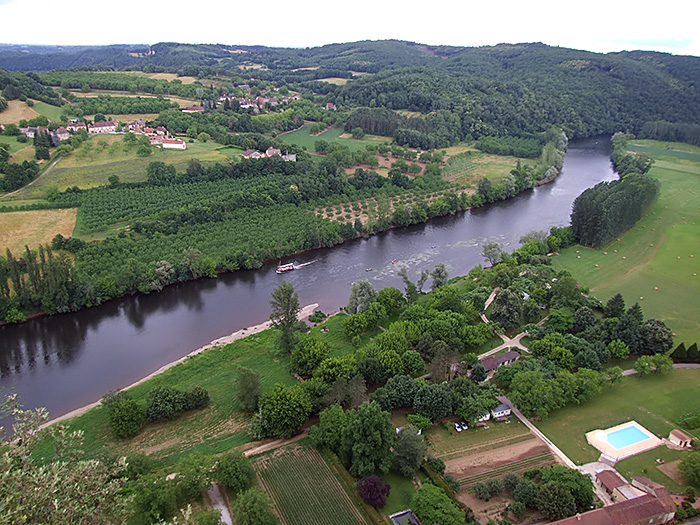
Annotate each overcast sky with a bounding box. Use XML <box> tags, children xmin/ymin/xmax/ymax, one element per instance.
<box><xmin>1</xmin><ymin>0</ymin><xmax>698</xmax><ymax>57</ymax></box>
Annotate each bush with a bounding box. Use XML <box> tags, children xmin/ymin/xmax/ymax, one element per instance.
<box><xmin>145</xmin><ymin>385</ymin><xmax>209</xmax><ymax>421</ymax></box>
<box><xmin>185</xmin><ymin>386</ymin><xmax>210</xmax><ymax>410</ymax></box>
<box><xmin>426</xmin><ymin>455</ymin><xmax>446</xmax><ymax>475</ymax></box>
<box><xmin>214</xmin><ymin>451</ymin><xmax>254</xmax><ymax>493</ymax></box>
<box><xmin>444</xmin><ymin>474</ymin><xmax>461</xmax><ymax>494</ymax></box>
<box><xmin>125</xmin><ymin>452</ymin><xmax>153</xmax><ymax>480</ymax></box>
<box><xmin>108</xmin><ymin>397</ymin><xmax>145</xmax><ymax>438</ymax></box>
<box><xmin>474</xmin><ymin>482</ymin><xmax>491</xmax><ymax>500</ymax></box>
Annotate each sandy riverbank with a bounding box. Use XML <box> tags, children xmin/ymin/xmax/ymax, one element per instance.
<box><xmin>40</xmin><ymin>303</ymin><xmax>319</xmax><ymax>429</ymax></box>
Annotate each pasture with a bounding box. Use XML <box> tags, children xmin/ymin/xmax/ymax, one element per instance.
<box><xmin>552</xmin><ymin>141</ymin><xmax>700</xmax><ymax>344</ymax></box>
<box><xmin>7</xmin><ymin>135</ymin><xmax>233</xmax><ymax>199</ymax></box>
<box><xmin>278</xmin><ymin>123</ymin><xmax>387</xmax><ymax>152</ymax></box>
<box><xmin>0</xmin><ymin>208</ymin><xmax>78</xmax><ymax>253</ymax></box>
<box><xmin>254</xmin><ymin>444</ymin><xmax>369</xmax><ymax>525</ymax></box>
<box><xmin>0</xmin><ymin>134</ymin><xmax>32</xmax><ymax>155</ymax></box>
<box><xmin>442</xmin><ymin>150</ymin><xmax>521</xmax><ymax>189</ymax></box>
<box><xmin>536</xmin><ymin>369</ymin><xmax>700</xmax><ymax>467</ymax></box>
<box><xmin>318</xmin><ymin>77</ymin><xmax>349</xmax><ymax>85</ymax></box>
<box><xmin>32</xmin><ymin>100</ymin><xmax>64</xmax><ymax>121</ymax></box>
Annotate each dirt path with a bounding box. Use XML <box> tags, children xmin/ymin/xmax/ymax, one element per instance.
<box><xmin>0</xmin><ymin>155</ymin><xmax>63</xmax><ymax>199</ymax></box>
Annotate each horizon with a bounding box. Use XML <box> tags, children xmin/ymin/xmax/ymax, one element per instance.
<box><xmin>0</xmin><ymin>0</ymin><xmax>697</xmax><ymax>58</ymax></box>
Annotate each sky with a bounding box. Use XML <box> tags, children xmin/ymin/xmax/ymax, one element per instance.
<box><xmin>0</xmin><ymin>0</ymin><xmax>698</xmax><ymax>57</ymax></box>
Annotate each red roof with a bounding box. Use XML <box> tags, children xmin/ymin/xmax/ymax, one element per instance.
<box><xmin>670</xmin><ymin>429</ymin><xmax>692</xmax><ymax>441</ymax></box>
<box><xmin>596</xmin><ymin>470</ymin><xmax>627</xmax><ymax>492</ymax></box>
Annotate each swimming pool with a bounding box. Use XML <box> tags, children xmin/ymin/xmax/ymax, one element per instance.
<box><xmin>606</xmin><ymin>426</ymin><xmax>651</xmax><ymax>450</ymax></box>
<box><xmin>586</xmin><ymin>421</ymin><xmax>662</xmax><ymax>461</ymax></box>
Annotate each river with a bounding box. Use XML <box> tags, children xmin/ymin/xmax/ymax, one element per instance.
<box><xmin>0</xmin><ymin>136</ymin><xmax>617</xmax><ymax>425</ymax></box>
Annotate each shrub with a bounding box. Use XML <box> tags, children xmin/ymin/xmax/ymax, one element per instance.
<box><xmin>444</xmin><ymin>474</ymin><xmax>461</xmax><ymax>494</ymax></box>
<box><xmin>358</xmin><ymin>475</ymin><xmax>391</xmax><ymax>509</ymax></box>
<box><xmin>426</xmin><ymin>455</ymin><xmax>446</xmax><ymax>475</ymax></box>
<box><xmin>214</xmin><ymin>451</ymin><xmax>254</xmax><ymax>493</ymax></box>
<box><xmin>125</xmin><ymin>452</ymin><xmax>153</xmax><ymax>480</ymax></box>
<box><xmin>108</xmin><ymin>397</ymin><xmax>145</xmax><ymax>438</ymax></box>
<box><xmin>474</xmin><ymin>482</ymin><xmax>491</xmax><ymax>500</ymax></box>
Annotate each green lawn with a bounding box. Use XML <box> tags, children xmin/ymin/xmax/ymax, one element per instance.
<box><xmin>383</xmin><ymin>471</ymin><xmax>418</xmax><ymax>516</ymax></box>
<box><xmin>279</xmin><ymin>123</ymin><xmax>387</xmax><ymax>152</ymax></box>
<box><xmin>616</xmin><ymin>446</ymin><xmax>698</xmax><ymax>493</ymax></box>
<box><xmin>0</xmin><ymin>134</ymin><xmax>32</xmax><ymax>155</ymax></box>
<box><xmin>7</xmin><ymin>135</ymin><xmax>233</xmax><ymax>200</ymax></box>
<box><xmin>35</xmin><ymin>328</ymin><xmax>296</xmax><ymax>467</ymax></box>
<box><xmin>553</xmin><ymin>142</ymin><xmax>700</xmax><ymax>345</ymax></box>
<box><xmin>536</xmin><ymin>369</ymin><xmax>700</xmax><ymax>466</ymax></box>
<box><xmin>32</xmin><ymin>100</ymin><xmax>65</xmax><ymax>122</ymax></box>
<box><xmin>309</xmin><ymin>313</ymin><xmax>381</xmax><ymax>358</ymax></box>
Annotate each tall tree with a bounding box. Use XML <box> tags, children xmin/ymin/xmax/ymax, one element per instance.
<box><xmin>342</xmin><ymin>401</ymin><xmax>395</xmax><ymax>477</ymax></box>
<box><xmin>394</xmin><ymin>425</ymin><xmax>427</xmax><ymax>477</ymax></box>
<box><xmin>430</xmin><ymin>262</ymin><xmax>449</xmax><ymax>289</ymax></box>
<box><xmin>235</xmin><ymin>366</ymin><xmax>261</xmax><ymax>412</ymax></box>
<box><xmin>346</xmin><ymin>280</ymin><xmax>378</xmax><ymax>314</ymax></box>
<box><xmin>270</xmin><ymin>280</ymin><xmax>301</xmax><ymax>353</ymax></box>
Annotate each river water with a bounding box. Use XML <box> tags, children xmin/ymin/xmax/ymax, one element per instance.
<box><xmin>0</xmin><ymin>136</ymin><xmax>616</xmax><ymax>424</ymax></box>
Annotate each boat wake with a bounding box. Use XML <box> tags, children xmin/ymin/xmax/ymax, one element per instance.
<box><xmin>293</xmin><ymin>260</ymin><xmax>317</xmax><ymax>269</ymax></box>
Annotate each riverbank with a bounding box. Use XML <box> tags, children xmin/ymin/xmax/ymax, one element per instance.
<box><xmin>39</xmin><ymin>302</ymin><xmax>319</xmax><ymax>429</ymax></box>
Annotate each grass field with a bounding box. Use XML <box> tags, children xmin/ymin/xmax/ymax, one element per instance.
<box><xmin>553</xmin><ymin>141</ymin><xmax>700</xmax><ymax>345</ymax></box>
<box><xmin>0</xmin><ymin>135</ymin><xmax>32</xmax><ymax>155</ymax></box>
<box><xmin>318</xmin><ymin>77</ymin><xmax>350</xmax><ymax>85</ymax></box>
<box><xmin>537</xmin><ymin>369</ymin><xmax>700</xmax><ymax>466</ymax></box>
<box><xmin>31</xmin><ymin>100</ymin><xmax>65</xmax><ymax>121</ymax></box>
<box><xmin>278</xmin><ymin>123</ymin><xmax>387</xmax><ymax>152</ymax></box>
<box><xmin>35</xmin><ymin>328</ymin><xmax>296</xmax><ymax>466</ymax></box>
<box><xmin>0</xmin><ymin>100</ymin><xmax>40</xmax><ymax>124</ymax></box>
<box><xmin>382</xmin><ymin>470</ymin><xmax>418</xmax><ymax>515</ymax></box>
<box><xmin>0</xmin><ymin>208</ymin><xmax>78</xmax><ymax>253</ymax></box>
<box><xmin>68</xmin><ymin>90</ymin><xmax>197</xmax><ymax>108</ymax></box>
<box><xmin>7</xmin><ymin>135</ymin><xmax>233</xmax><ymax>199</ymax></box>
<box><xmin>255</xmin><ymin>444</ymin><xmax>368</xmax><ymax>525</ymax></box>
<box><xmin>443</xmin><ymin>150</ymin><xmax>521</xmax><ymax>189</ymax></box>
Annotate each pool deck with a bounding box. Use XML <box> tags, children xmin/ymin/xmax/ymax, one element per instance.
<box><xmin>586</xmin><ymin>421</ymin><xmax>663</xmax><ymax>461</ymax></box>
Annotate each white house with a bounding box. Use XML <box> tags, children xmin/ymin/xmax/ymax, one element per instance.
<box><xmin>160</xmin><ymin>138</ymin><xmax>186</xmax><ymax>150</ymax></box>
<box><xmin>492</xmin><ymin>403</ymin><xmax>512</xmax><ymax>419</ymax></box>
<box><xmin>669</xmin><ymin>429</ymin><xmax>692</xmax><ymax>448</ymax></box>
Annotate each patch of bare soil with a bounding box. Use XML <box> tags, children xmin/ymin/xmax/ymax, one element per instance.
<box><xmin>657</xmin><ymin>459</ymin><xmax>689</xmax><ymax>485</ymax></box>
<box><xmin>445</xmin><ymin>438</ymin><xmax>549</xmax><ymax>479</ymax></box>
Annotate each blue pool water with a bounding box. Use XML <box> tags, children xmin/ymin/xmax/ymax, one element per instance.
<box><xmin>607</xmin><ymin>426</ymin><xmax>651</xmax><ymax>449</ymax></box>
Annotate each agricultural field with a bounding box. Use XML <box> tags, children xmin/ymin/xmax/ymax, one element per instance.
<box><xmin>0</xmin><ymin>208</ymin><xmax>77</xmax><ymax>253</ymax></box>
<box><xmin>278</xmin><ymin>123</ymin><xmax>387</xmax><ymax>152</ymax></box>
<box><xmin>0</xmin><ymin>99</ymin><xmax>41</xmax><ymax>124</ymax></box>
<box><xmin>442</xmin><ymin>150</ymin><xmax>521</xmax><ymax>189</ymax></box>
<box><xmin>35</xmin><ymin>328</ymin><xmax>296</xmax><ymax>466</ymax></box>
<box><xmin>254</xmin><ymin>444</ymin><xmax>369</xmax><ymax>525</ymax></box>
<box><xmin>7</xmin><ymin>134</ymin><xmax>233</xmax><ymax>199</ymax></box>
<box><xmin>69</xmin><ymin>90</ymin><xmax>197</xmax><ymax>108</ymax></box>
<box><xmin>553</xmin><ymin>141</ymin><xmax>700</xmax><ymax>344</ymax></box>
<box><xmin>536</xmin><ymin>369</ymin><xmax>700</xmax><ymax>467</ymax></box>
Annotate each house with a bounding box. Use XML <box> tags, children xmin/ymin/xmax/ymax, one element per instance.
<box><xmin>66</xmin><ymin>122</ymin><xmax>87</xmax><ymax>133</ymax></box>
<box><xmin>181</xmin><ymin>106</ymin><xmax>205</xmax><ymax>113</ymax></box>
<box><xmin>156</xmin><ymin>126</ymin><xmax>168</xmax><ymax>136</ymax></box>
<box><xmin>492</xmin><ymin>403</ymin><xmax>511</xmax><ymax>419</ymax></box>
<box><xmin>389</xmin><ymin>510</ymin><xmax>421</xmax><ymax>525</ymax></box>
<box><xmin>20</xmin><ymin>126</ymin><xmax>47</xmax><ymax>138</ymax></box>
<box><xmin>281</xmin><ymin>153</ymin><xmax>297</xmax><ymax>162</ymax></box>
<box><xmin>596</xmin><ymin>470</ymin><xmax>632</xmax><ymax>502</ymax></box>
<box><xmin>160</xmin><ymin>138</ymin><xmax>186</xmax><ymax>150</ymax></box>
<box><xmin>55</xmin><ymin>127</ymin><xmax>70</xmax><ymax>141</ymax></box>
<box><xmin>669</xmin><ymin>429</ymin><xmax>692</xmax><ymax>448</ymax></box>
<box><xmin>88</xmin><ymin>121</ymin><xmax>117</xmax><ymax>134</ymax></box>
<box><xmin>477</xmin><ymin>412</ymin><xmax>491</xmax><ymax>423</ymax></box>
<box><xmin>241</xmin><ymin>149</ymin><xmax>264</xmax><ymax>159</ymax></box>
<box><xmin>479</xmin><ymin>350</ymin><xmax>520</xmax><ymax>373</ymax></box>
<box><xmin>325</xmin><ymin>102</ymin><xmax>337</xmax><ymax>110</ymax></box>
<box><xmin>265</xmin><ymin>147</ymin><xmax>281</xmax><ymax>157</ymax></box>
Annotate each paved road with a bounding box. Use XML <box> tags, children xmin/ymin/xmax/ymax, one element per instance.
<box><xmin>0</xmin><ymin>155</ymin><xmax>63</xmax><ymax>199</ymax></box>
<box><xmin>206</xmin><ymin>484</ymin><xmax>233</xmax><ymax>525</ymax></box>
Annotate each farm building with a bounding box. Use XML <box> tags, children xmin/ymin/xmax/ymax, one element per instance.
<box><xmin>241</xmin><ymin>149</ymin><xmax>264</xmax><ymax>159</ymax></box>
<box><xmin>181</xmin><ymin>106</ymin><xmax>205</xmax><ymax>113</ymax></box>
<box><xmin>160</xmin><ymin>138</ymin><xmax>186</xmax><ymax>150</ymax></box>
<box><xmin>281</xmin><ymin>153</ymin><xmax>297</xmax><ymax>162</ymax></box>
<box><xmin>668</xmin><ymin>429</ymin><xmax>692</xmax><ymax>448</ymax></box>
<box><xmin>265</xmin><ymin>147</ymin><xmax>281</xmax><ymax>157</ymax></box>
<box><xmin>479</xmin><ymin>350</ymin><xmax>520</xmax><ymax>373</ymax></box>
<box><xmin>66</xmin><ymin>122</ymin><xmax>87</xmax><ymax>132</ymax></box>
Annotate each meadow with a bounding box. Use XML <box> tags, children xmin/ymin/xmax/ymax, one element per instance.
<box><xmin>7</xmin><ymin>135</ymin><xmax>235</xmax><ymax>199</ymax></box>
<box><xmin>536</xmin><ymin>369</ymin><xmax>700</xmax><ymax>473</ymax></box>
<box><xmin>278</xmin><ymin>123</ymin><xmax>387</xmax><ymax>152</ymax></box>
<box><xmin>0</xmin><ymin>208</ymin><xmax>77</xmax><ymax>253</ymax></box>
<box><xmin>442</xmin><ymin>149</ymin><xmax>521</xmax><ymax>188</ymax></box>
<box><xmin>553</xmin><ymin>141</ymin><xmax>700</xmax><ymax>345</ymax></box>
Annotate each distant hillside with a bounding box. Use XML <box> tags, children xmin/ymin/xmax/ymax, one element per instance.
<box><xmin>0</xmin><ymin>40</ymin><xmax>698</xmax><ymax>139</ymax></box>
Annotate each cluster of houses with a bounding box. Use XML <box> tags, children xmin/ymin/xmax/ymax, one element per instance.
<box><xmin>240</xmin><ymin>146</ymin><xmax>296</xmax><ymax>162</ymax></box>
<box><xmin>562</xmin><ymin>474</ymin><xmax>677</xmax><ymax>524</ymax></box>
<box><xmin>17</xmin><ymin>119</ymin><xmax>187</xmax><ymax>150</ymax></box>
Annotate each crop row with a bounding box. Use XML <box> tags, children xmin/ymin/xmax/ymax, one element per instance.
<box><xmin>458</xmin><ymin>451</ymin><xmax>555</xmax><ymax>487</ymax></box>
<box><xmin>255</xmin><ymin>446</ymin><xmax>365</xmax><ymax>525</ymax></box>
